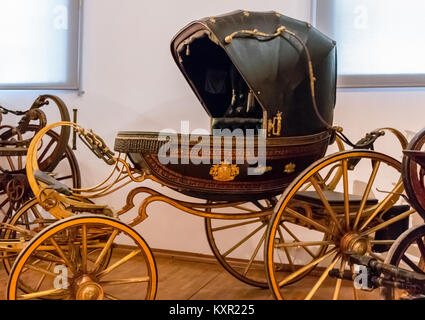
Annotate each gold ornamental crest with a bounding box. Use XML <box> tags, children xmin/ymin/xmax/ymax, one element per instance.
<box><xmin>209</xmin><ymin>162</ymin><xmax>240</xmax><ymax>182</ymax></box>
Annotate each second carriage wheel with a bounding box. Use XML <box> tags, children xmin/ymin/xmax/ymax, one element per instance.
<box><xmin>205</xmin><ymin>201</ymin><xmax>273</xmax><ymax>288</ymax></box>
<box><xmin>205</xmin><ymin>199</ymin><xmax>329</xmax><ymax>288</ymax></box>
<box><xmin>0</xmin><ymin>125</ymin><xmax>81</xmax><ymax>220</ymax></box>
<box><xmin>265</xmin><ymin>150</ymin><xmax>417</xmax><ymax>300</ymax></box>
<box><xmin>204</xmin><ymin>138</ymin><xmax>345</xmax><ymax>288</ymax></box>
<box><xmin>380</xmin><ymin>224</ymin><xmax>425</xmax><ymax>300</ymax></box>
<box><xmin>7</xmin><ymin>215</ymin><xmax>158</xmax><ymax>300</ymax></box>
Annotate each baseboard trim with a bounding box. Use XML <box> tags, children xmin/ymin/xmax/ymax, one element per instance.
<box><xmin>151</xmin><ymin>248</ymin><xmax>264</xmax><ymax>270</ymax></box>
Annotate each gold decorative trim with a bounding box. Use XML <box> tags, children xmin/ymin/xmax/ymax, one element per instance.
<box><xmin>268</xmin><ymin>112</ymin><xmax>283</xmax><ymax>137</ymax></box>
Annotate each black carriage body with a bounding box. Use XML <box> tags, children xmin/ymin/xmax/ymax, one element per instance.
<box><xmin>115</xmin><ymin>10</ymin><xmax>337</xmax><ymax>201</ymax></box>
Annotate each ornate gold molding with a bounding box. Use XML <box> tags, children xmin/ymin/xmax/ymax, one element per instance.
<box><xmin>268</xmin><ymin>112</ymin><xmax>283</xmax><ymax>137</ymax></box>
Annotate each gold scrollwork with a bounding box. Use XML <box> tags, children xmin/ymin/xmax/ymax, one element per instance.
<box><xmin>209</xmin><ymin>162</ymin><xmax>240</xmax><ymax>182</ymax></box>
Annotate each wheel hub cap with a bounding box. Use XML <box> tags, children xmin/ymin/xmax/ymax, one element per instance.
<box><xmin>340</xmin><ymin>233</ymin><xmax>369</xmax><ymax>255</ymax></box>
<box><xmin>75</xmin><ymin>276</ymin><xmax>104</xmax><ymax>300</ymax></box>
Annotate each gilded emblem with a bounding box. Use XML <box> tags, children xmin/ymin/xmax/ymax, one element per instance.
<box><xmin>284</xmin><ymin>163</ymin><xmax>296</xmax><ymax>174</ymax></box>
<box><xmin>268</xmin><ymin>112</ymin><xmax>283</xmax><ymax>137</ymax></box>
<box><xmin>209</xmin><ymin>162</ymin><xmax>240</xmax><ymax>182</ymax></box>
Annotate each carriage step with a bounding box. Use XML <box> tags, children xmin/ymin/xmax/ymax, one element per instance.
<box><xmin>295</xmin><ymin>190</ymin><xmax>378</xmax><ymax>207</ymax></box>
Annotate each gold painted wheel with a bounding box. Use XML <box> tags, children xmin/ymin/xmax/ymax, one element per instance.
<box><xmin>205</xmin><ymin>199</ymin><xmax>329</xmax><ymax>288</ymax></box>
<box><xmin>265</xmin><ymin>150</ymin><xmax>418</xmax><ymax>300</ymax></box>
<box><xmin>204</xmin><ymin>201</ymin><xmax>273</xmax><ymax>288</ymax></box>
<box><xmin>2</xmin><ymin>199</ymin><xmax>112</xmax><ymax>298</ymax></box>
<box><xmin>7</xmin><ymin>215</ymin><xmax>157</xmax><ymax>300</ymax></box>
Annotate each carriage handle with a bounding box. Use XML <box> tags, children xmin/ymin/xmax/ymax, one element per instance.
<box><xmin>0</xmin><ymin>106</ymin><xmax>28</xmax><ymax>116</ymax></box>
<box><xmin>0</xmin><ymin>94</ymin><xmax>53</xmax><ymax>116</ymax></box>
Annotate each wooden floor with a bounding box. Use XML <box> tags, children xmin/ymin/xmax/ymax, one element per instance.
<box><xmin>153</xmin><ymin>256</ymin><xmax>274</xmax><ymax>300</ymax></box>
<box><xmin>0</xmin><ymin>252</ymin><xmax>381</xmax><ymax>300</ymax></box>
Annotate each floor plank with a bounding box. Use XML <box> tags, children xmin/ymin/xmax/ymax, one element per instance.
<box><xmin>155</xmin><ymin>256</ymin><xmax>222</xmax><ymax>300</ymax></box>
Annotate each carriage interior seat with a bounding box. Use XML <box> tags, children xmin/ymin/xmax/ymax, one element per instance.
<box><xmin>178</xmin><ymin>31</ymin><xmax>263</xmax><ymax>134</ymax></box>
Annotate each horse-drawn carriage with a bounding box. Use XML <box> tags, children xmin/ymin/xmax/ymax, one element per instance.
<box><xmin>0</xmin><ymin>10</ymin><xmax>424</xmax><ymax>300</ymax></box>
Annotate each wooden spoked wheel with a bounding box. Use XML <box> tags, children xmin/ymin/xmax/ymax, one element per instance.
<box><xmin>7</xmin><ymin>215</ymin><xmax>158</xmax><ymax>300</ymax></box>
<box><xmin>3</xmin><ymin>198</ymin><xmax>111</xmax><ymax>278</ymax></box>
<box><xmin>265</xmin><ymin>150</ymin><xmax>416</xmax><ymax>300</ymax></box>
<box><xmin>380</xmin><ymin>225</ymin><xmax>425</xmax><ymax>300</ymax></box>
<box><xmin>0</xmin><ymin>126</ymin><xmax>80</xmax><ymax>220</ymax></box>
<box><xmin>205</xmin><ymin>201</ymin><xmax>273</xmax><ymax>288</ymax></box>
<box><xmin>402</xmin><ymin>128</ymin><xmax>425</xmax><ymax>219</ymax></box>
<box><xmin>3</xmin><ymin>199</ymin><xmax>113</xmax><ymax>298</ymax></box>
<box><xmin>205</xmin><ymin>199</ymin><xmax>329</xmax><ymax>288</ymax></box>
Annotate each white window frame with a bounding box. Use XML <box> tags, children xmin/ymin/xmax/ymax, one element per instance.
<box><xmin>314</xmin><ymin>0</ymin><xmax>425</xmax><ymax>88</ymax></box>
<box><xmin>0</xmin><ymin>0</ymin><xmax>84</xmax><ymax>91</ymax></box>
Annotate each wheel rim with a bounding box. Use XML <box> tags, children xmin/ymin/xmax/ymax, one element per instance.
<box><xmin>205</xmin><ymin>208</ymin><xmax>329</xmax><ymax>288</ymax></box>
<box><xmin>205</xmin><ymin>211</ymin><xmax>270</xmax><ymax>288</ymax></box>
<box><xmin>7</xmin><ymin>215</ymin><xmax>157</xmax><ymax>300</ymax></box>
<box><xmin>265</xmin><ymin>150</ymin><xmax>417</xmax><ymax>300</ymax></box>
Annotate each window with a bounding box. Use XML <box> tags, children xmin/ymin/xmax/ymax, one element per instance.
<box><xmin>0</xmin><ymin>0</ymin><xmax>82</xmax><ymax>90</ymax></box>
<box><xmin>315</xmin><ymin>0</ymin><xmax>425</xmax><ymax>88</ymax></box>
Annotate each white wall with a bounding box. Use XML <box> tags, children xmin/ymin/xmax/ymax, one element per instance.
<box><xmin>1</xmin><ymin>0</ymin><xmax>424</xmax><ymax>255</ymax></box>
